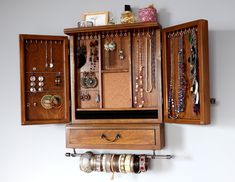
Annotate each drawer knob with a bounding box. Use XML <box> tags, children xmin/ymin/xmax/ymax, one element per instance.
<box><xmin>100</xmin><ymin>133</ymin><xmax>121</xmax><ymax>143</ymax></box>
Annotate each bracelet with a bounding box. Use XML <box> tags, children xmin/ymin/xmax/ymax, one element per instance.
<box><xmin>139</xmin><ymin>155</ymin><xmax>148</xmax><ymax>172</ymax></box>
<box><xmin>133</xmin><ymin>155</ymin><xmax>140</xmax><ymax>174</ymax></box>
<box><xmin>94</xmin><ymin>154</ymin><xmax>102</xmax><ymax>172</ymax></box>
<box><xmin>79</xmin><ymin>151</ymin><xmax>93</xmax><ymax>173</ymax></box>
<box><xmin>119</xmin><ymin>154</ymin><xmax>126</xmax><ymax>173</ymax></box>
<box><xmin>130</xmin><ymin>155</ymin><xmax>135</xmax><ymax>173</ymax></box>
<box><xmin>124</xmin><ymin>154</ymin><xmax>132</xmax><ymax>173</ymax></box>
<box><xmin>100</xmin><ymin>154</ymin><xmax>104</xmax><ymax>172</ymax></box>
<box><xmin>90</xmin><ymin>155</ymin><xmax>96</xmax><ymax>171</ymax></box>
<box><xmin>102</xmin><ymin>154</ymin><xmax>107</xmax><ymax>172</ymax></box>
<box><xmin>113</xmin><ymin>154</ymin><xmax>120</xmax><ymax>172</ymax></box>
<box><xmin>110</xmin><ymin>154</ymin><xmax>115</xmax><ymax>173</ymax></box>
<box><xmin>105</xmin><ymin>154</ymin><xmax>112</xmax><ymax>173</ymax></box>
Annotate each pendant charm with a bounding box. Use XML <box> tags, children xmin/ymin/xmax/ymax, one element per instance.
<box><xmin>81</xmin><ymin>71</ymin><xmax>98</xmax><ymax>89</ymax></box>
<box><xmin>104</xmin><ymin>41</ymin><xmax>116</xmax><ymax>51</ymax></box>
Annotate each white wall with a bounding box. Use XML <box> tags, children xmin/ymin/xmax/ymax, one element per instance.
<box><xmin>0</xmin><ymin>0</ymin><xmax>234</xmax><ymax>181</ymax></box>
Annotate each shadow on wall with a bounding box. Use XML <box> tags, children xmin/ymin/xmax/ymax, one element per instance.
<box><xmin>150</xmin><ymin>125</ymin><xmax>187</xmax><ymax>173</ymax></box>
<box><xmin>209</xmin><ymin>30</ymin><xmax>235</xmax><ymax>127</ymax></box>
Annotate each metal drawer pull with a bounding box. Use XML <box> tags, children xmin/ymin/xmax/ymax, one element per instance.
<box><xmin>100</xmin><ymin>134</ymin><xmax>121</xmax><ymax>142</ymax></box>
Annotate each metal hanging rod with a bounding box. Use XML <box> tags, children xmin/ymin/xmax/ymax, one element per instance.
<box><xmin>65</xmin><ymin>149</ymin><xmax>173</xmax><ymax>160</ymax></box>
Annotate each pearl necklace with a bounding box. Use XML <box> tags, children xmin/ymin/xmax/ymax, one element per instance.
<box><xmin>134</xmin><ymin>34</ymin><xmax>144</xmax><ymax>108</ymax></box>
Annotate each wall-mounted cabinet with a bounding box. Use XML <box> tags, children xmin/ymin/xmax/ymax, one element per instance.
<box><xmin>19</xmin><ymin>19</ymin><xmax>210</xmax><ymax>150</ymax></box>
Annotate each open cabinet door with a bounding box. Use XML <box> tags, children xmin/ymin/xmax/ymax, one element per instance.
<box><xmin>162</xmin><ymin>19</ymin><xmax>210</xmax><ymax>125</ymax></box>
<box><xmin>19</xmin><ymin>34</ymin><xmax>70</xmax><ymax>125</ymax></box>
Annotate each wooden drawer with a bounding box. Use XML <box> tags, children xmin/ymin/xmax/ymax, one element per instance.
<box><xmin>66</xmin><ymin>124</ymin><xmax>164</xmax><ymax>150</ymax></box>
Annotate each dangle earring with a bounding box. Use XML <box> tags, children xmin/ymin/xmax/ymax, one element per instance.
<box><xmin>118</xmin><ymin>32</ymin><xmax>125</xmax><ymax>60</ymax></box>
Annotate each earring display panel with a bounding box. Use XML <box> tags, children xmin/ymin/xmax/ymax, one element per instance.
<box><xmin>74</xmin><ymin>34</ymin><xmax>101</xmax><ymax>110</ymax></box>
<box><xmin>101</xmin><ymin>31</ymin><xmax>132</xmax><ymax>109</ymax></box>
<box><xmin>162</xmin><ymin>20</ymin><xmax>210</xmax><ymax>124</ymax></box>
<box><xmin>20</xmin><ymin>35</ymin><xmax>70</xmax><ymax>125</ymax></box>
<box><xmin>101</xmin><ymin>31</ymin><xmax>130</xmax><ymax>71</ymax></box>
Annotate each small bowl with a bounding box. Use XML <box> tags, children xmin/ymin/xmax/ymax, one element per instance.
<box><xmin>78</xmin><ymin>21</ymin><xmax>93</xmax><ymax>27</ymax></box>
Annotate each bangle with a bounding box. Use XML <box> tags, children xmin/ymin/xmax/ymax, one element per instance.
<box><xmin>100</xmin><ymin>154</ymin><xmax>104</xmax><ymax>172</ymax></box>
<box><xmin>130</xmin><ymin>155</ymin><xmax>135</xmax><ymax>173</ymax></box>
<box><xmin>139</xmin><ymin>155</ymin><xmax>148</xmax><ymax>172</ymax></box>
<box><xmin>105</xmin><ymin>154</ymin><xmax>112</xmax><ymax>173</ymax></box>
<box><xmin>102</xmin><ymin>154</ymin><xmax>107</xmax><ymax>172</ymax></box>
<box><xmin>119</xmin><ymin>154</ymin><xmax>126</xmax><ymax>173</ymax></box>
<box><xmin>133</xmin><ymin>155</ymin><xmax>140</xmax><ymax>174</ymax></box>
<box><xmin>90</xmin><ymin>155</ymin><xmax>96</xmax><ymax>171</ymax></box>
<box><xmin>124</xmin><ymin>154</ymin><xmax>132</xmax><ymax>173</ymax></box>
<box><xmin>113</xmin><ymin>154</ymin><xmax>120</xmax><ymax>172</ymax></box>
<box><xmin>94</xmin><ymin>154</ymin><xmax>102</xmax><ymax>172</ymax></box>
<box><xmin>110</xmin><ymin>154</ymin><xmax>115</xmax><ymax>173</ymax></box>
<box><xmin>79</xmin><ymin>151</ymin><xmax>93</xmax><ymax>173</ymax></box>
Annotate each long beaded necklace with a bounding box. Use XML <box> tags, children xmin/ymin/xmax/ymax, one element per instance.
<box><xmin>144</xmin><ymin>32</ymin><xmax>153</xmax><ymax>93</ymax></box>
<box><xmin>134</xmin><ymin>34</ymin><xmax>144</xmax><ymax>108</ymax></box>
<box><xmin>150</xmin><ymin>30</ymin><xmax>156</xmax><ymax>89</ymax></box>
<box><xmin>168</xmin><ymin>34</ymin><xmax>186</xmax><ymax>118</ymax></box>
<box><xmin>177</xmin><ymin>34</ymin><xmax>187</xmax><ymax>113</ymax></box>
<box><xmin>168</xmin><ymin>35</ymin><xmax>176</xmax><ymax>118</ymax></box>
<box><xmin>188</xmin><ymin>28</ymin><xmax>200</xmax><ymax>113</ymax></box>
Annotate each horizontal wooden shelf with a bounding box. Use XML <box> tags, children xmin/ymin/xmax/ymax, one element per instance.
<box><xmin>101</xmin><ymin>69</ymin><xmax>129</xmax><ymax>73</ymax></box>
<box><xmin>66</xmin><ymin>123</ymin><xmax>162</xmax><ymax>129</ymax></box>
<box><xmin>26</xmin><ymin>72</ymin><xmax>64</xmax><ymax>74</ymax></box>
<box><xmin>76</xmin><ymin>107</ymin><xmax>158</xmax><ymax>111</ymax></box>
<box><xmin>64</xmin><ymin>22</ymin><xmax>160</xmax><ymax>35</ymax></box>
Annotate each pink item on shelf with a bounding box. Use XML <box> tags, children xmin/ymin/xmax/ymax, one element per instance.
<box><xmin>138</xmin><ymin>6</ymin><xmax>157</xmax><ymax>22</ymax></box>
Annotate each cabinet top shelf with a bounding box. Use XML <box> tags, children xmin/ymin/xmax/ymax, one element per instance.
<box><xmin>64</xmin><ymin>22</ymin><xmax>160</xmax><ymax>35</ymax></box>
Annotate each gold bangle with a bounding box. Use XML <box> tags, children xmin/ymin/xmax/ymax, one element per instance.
<box><xmin>130</xmin><ymin>155</ymin><xmax>135</xmax><ymax>173</ymax></box>
<box><xmin>124</xmin><ymin>154</ymin><xmax>132</xmax><ymax>173</ymax></box>
<box><xmin>119</xmin><ymin>154</ymin><xmax>126</xmax><ymax>173</ymax></box>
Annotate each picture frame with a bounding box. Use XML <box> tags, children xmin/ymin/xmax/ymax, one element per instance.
<box><xmin>84</xmin><ymin>11</ymin><xmax>109</xmax><ymax>26</ymax></box>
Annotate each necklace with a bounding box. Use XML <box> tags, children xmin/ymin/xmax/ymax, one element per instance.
<box><xmin>144</xmin><ymin>32</ymin><xmax>153</xmax><ymax>93</ymax></box>
<box><xmin>134</xmin><ymin>34</ymin><xmax>144</xmax><ymax>108</ymax></box>
<box><xmin>177</xmin><ymin>34</ymin><xmax>187</xmax><ymax>113</ymax></box>
<box><xmin>168</xmin><ymin>35</ymin><xmax>176</xmax><ymax>118</ymax></box>
<box><xmin>168</xmin><ymin>34</ymin><xmax>186</xmax><ymax>118</ymax></box>
<box><xmin>188</xmin><ymin>28</ymin><xmax>200</xmax><ymax>113</ymax></box>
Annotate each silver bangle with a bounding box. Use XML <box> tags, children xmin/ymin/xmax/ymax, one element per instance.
<box><xmin>79</xmin><ymin>151</ymin><xmax>93</xmax><ymax>173</ymax></box>
<box><xmin>102</xmin><ymin>154</ymin><xmax>107</xmax><ymax>172</ymax></box>
<box><xmin>94</xmin><ymin>154</ymin><xmax>102</xmax><ymax>172</ymax></box>
<box><xmin>104</xmin><ymin>154</ymin><xmax>112</xmax><ymax>173</ymax></box>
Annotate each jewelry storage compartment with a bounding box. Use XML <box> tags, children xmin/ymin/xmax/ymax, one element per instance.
<box><xmin>19</xmin><ymin>35</ymin><xmax>70</xmax><ymax>125</ymax></box>
<box><xmin>162</xmin><ymin>19</ymin><xmax>210</xmax><ymax>124</ymax></box>
<box><xmin>66</xmin><ymin>123</ymin><xmax>165</xmax><ymax>150</ymax></box>
<box><xmin>65</xmin><ymin>22</ymin><xmax>163</xmax><ymax>123</ymax></box>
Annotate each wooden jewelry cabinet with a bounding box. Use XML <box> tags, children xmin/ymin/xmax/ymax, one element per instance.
<box><xmin>20</xmin><ymin>19</ymin><xmax>210</xmax><ymax>150</ymax></box>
